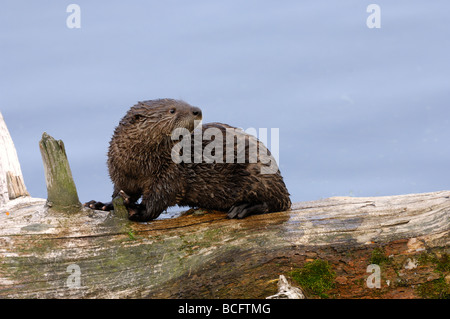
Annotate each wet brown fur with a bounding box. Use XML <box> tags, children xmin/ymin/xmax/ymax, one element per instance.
<box><xmin>103</xmin><ymin>98</ymin><xmax>291</xmax><ymax>221</ymax></box>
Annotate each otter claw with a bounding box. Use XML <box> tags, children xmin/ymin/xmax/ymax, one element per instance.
<box><xmin>227</xmin><ymin>202</ymin><xmax>269</xmax><ymax>219</ymax></box>
<box><xmin>119</xmin><ymin>190</ymin><xmax>131</xmax><ymax>205</ymax></box>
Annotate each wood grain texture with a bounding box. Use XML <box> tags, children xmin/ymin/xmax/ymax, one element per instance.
<box><xmin>38</xmin><ymin>132</ymin><xmax>81</xmax><ymax>211</ymax></box>
<box><xmin>0</xmin><ymin>112</ymin><xmax>29</xmax><ymax>205</ymax></box>
<box><xmin>0</xmin><ymin>190</ymin><xmax>448</xmax><ymax>298</ymax></box>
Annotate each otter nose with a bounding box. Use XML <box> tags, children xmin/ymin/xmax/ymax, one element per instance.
<box><xmin>192</xmin><ymin>107</ymin><xmax>202</xmax><ymax>117</ymax></box>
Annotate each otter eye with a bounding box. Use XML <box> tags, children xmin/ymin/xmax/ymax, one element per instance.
<box><xmin>133</xmin><ymin>114</ymin><xmax>143</xmax><ymax>122</ymax></box>
<box><xmin>170</xmin><ymin>108</ymin><xmax>176</xmax><ymax>114</ymax></box>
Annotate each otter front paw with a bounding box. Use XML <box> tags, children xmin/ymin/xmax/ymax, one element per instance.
<box><xmin>127</xmin><ymin>205</ymin><xmax>158</xmax><ymax>222</ymax></box>
<box><xmin>84</xmin><ymin>200</ymin><xmax>114</xmax><ymax>211</ymax></box>
<box><xmin>227</xmin><ymin>202</ymin><xmax>269</xmax><ymax>219</ymax></box>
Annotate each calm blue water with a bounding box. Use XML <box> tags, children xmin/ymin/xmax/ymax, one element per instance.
<box><xmin>1</xmin><ymin>1</ymin><xmax>449</xmax><ymax>206</ymax></box>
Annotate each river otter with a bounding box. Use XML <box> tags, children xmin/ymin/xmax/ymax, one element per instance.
<box><xmin>85</xmin><ymin>99</ymin><xmax>291</xmax><ymax>221</ymax></box>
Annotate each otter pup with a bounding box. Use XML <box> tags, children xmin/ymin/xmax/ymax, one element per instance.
<box><xmin>85</xmin><ymin>99</ymin><xmax>291</xmax><ymax>221</ymax></box>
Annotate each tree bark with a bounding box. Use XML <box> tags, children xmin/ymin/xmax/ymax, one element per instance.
<box><xmin>0</xmin><ymin>111</ymin><xmax>29</xmax><ymax>206</ymax></box>
<box><xmin>0</xmin><ymin>190</ymin><xmax>448</xmax><ymax>299</ymax></box>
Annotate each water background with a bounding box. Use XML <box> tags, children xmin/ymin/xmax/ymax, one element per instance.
<box><xmin>1</xmin><ymin>1</ymin><xmax>449</xmax><ymax>208</ymax></box>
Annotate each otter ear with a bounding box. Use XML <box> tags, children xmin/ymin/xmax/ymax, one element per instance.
<box><xmin>131</xmin><ymin>114</ymin><xmax>144</xmax><ymax>124</ymax></box>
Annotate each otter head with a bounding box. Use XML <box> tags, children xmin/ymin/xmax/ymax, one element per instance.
<box><xmin>121</xmin><ymin>98</ymin><xmax>202</xmax><ymax>147</ymax></box>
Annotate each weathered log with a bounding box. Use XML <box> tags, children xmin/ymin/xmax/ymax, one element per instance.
<box><xmin>38</xmin><ymin>132</ymin><xmax>81</xmax><ymax>211</ymax></box>
<box><xmin>0</xmin><ymin>190</ymin><xmax>448</xmax><ymax>299</ymax></box>
<box><xmin>0</xmin><ymin>112</ymin><xmax>29</xmax><ymax>206</ymax></box>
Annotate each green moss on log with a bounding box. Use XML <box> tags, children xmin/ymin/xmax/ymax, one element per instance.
<box><xmin>39</xmin><ymin>132</ymin><xmax>81</xmax><ymax>212</ymax></box>
<box><xmin>289</xmin><ymin>259</ymin><xmax>336</xmax><ymax>298</ymax></box>
<box><xmin>112</xmin><ymin>196</ymin><xmax>129</xmax><ymax>219</ymax></box>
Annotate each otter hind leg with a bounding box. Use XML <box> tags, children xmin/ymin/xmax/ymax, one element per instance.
<box><xmin>227</xmin><ymin>202</ymin><xmax>269</xmax><ymax>219</ymax></box>
<box><xmin>84</xmin><ymin>200</ymin><xmax>114</xmax><ymax>211</ymax></box>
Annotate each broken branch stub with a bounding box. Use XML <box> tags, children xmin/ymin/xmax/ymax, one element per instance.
<box><xmin>6</xmin><ymin>171</ymin><xmax>29</xmax><ymax>201</ymax></box>
<box><xmin>39</xmin><ymin>132</ymin><xmax>81</xmax><ymax>211</ymax></box>
<box><xmin>112</xmin><ymin>196</ymin><xmax>129</xmax><ymax>219</ymax></box>
<box><xmin>0</xmin><ymin>111</ymin><xmax>29</xmax><ymax>206</ymax></box>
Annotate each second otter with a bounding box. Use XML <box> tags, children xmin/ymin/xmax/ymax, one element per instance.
<box><xmin>86</xmin><ymin>99</ymin><xmax>291</xmax><ymax>221</ymax></box>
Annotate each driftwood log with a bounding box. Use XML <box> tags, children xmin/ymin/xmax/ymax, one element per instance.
<box><xmin>0</xmin><ymin>190</ymin><xmax>448</xmax><ymax>299</ymax></box>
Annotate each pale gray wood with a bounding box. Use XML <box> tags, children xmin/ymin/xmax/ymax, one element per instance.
<box><xmin>0</xmin><ymin>190</ymin><xmax>448</xmax><ymax>298</ymax></box>
<box><xmin>0</xmin><ymin>111</ymin><xmax>29</xmax><ymax>206</ymax></box>
<box><xmin>266</xmin><ymin>275</ymin><xmax>305</xmax><ymax>299</ymax></box>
